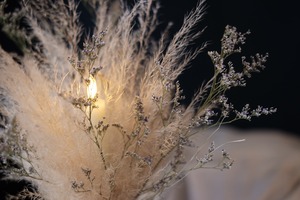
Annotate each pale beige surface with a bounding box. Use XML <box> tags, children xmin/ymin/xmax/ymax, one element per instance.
<box><xmin>165</xmin><ymin>127</ymin><xmax>300</xmax><ymax>200</ymax></box>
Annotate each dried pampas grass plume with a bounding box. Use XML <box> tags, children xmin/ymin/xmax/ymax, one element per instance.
<box><xmin>0</xmin><ymin>0</ymin><xmax>276</xmax><ymax>199</ymax></box>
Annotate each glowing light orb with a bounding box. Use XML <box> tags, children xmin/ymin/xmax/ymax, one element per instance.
<box><xmin>87</xmin><ymin>75</ymin><xmax>97</xmax><ymax>98</ymax></box>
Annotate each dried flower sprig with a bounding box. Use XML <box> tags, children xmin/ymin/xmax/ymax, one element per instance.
<box><xmin>0</xmin><ymin>118</ymin><xmax>41</xmax><ymax>181</ymax></box>
<box><xmin>188</xmin><ymin>25</ymin><xmax>275</xmax><ymax>131</ymax></box>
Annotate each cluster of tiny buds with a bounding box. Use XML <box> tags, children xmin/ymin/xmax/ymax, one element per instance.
<box><xmin>164</xmin><ymin>80</ymin><xmax>174</xmax><ymax>92</ymax></box>
<box><xmin>242</xmin><ymin>53</ymin><xmax>268</xmax><ymax>78</ymax></box>
<box><xmin>92</xmin><ymin>31</ymin><xmax>106</xmax><ymax>48</ymax></box>
<box><xmin>221</xmin><ymin>149</ymin><xmax>234</xmax><ymax>170</ymax></box>
<box><xmin>195</xmin><ymin>141</ymin><xmax>215</xmax><ymax>165</ymax></box>
<box><xmin>235</xmin><ymin>104</ymin><xmax>277</xmax><ymax>121</ymax></box>
<box><xmin>178</xmin><ymin>135</ymin><xmax>194</xmax><ymax>147</ymax></box>
<box><xmin>83</xmin><ymin>31</ymin><xmax>107</xmax><ymax>56</ymax></box>
<box><xmin>95</xmin><ymin>119</ymin><xmax>109</xmax><ymax>130</ymax></box>
<box><xmin>208</xmin><ymin>141</ymin><xmax>215</xmax><ymax>153</ymax></box>
<box><xmin>81</xmin><ymin>167</ymin><xmax>92</xmax><ymax>178</ymax></box>
<box><xmin>71</xmin><ymin>180</ymin><xmax>86</xmax><ymax>192</ymax></box>
<box><xmin>90</xmin><ymin>66</ymin><xmax>103</xmax><ymax>76</ymax></box>
<box><xmin>134</xmin><ymin>96</ymin><xmax>148</xmax><ymax>123</ymax></box>
<box><xmin>173</xmin><ymin>81</ymin><xmax>185</xmax><ymax>105</ymax></box>
<box><xmin>197</xmin><ymin>153</ymin><xmax>213</xmax><ymax>165</ymax></box>
<box><xmin>151</xmin><ymin>94</ymin><xmax>162</xmax><ymax>103</ymax></box>
<box><xmin>125</xmin><ymin>152</ymin><xmax>152</xmax><ymax>166</ymax></box>
<box><xmin>196</xmin><ymin>109</ymin><xmax>217</xmax><ymax>126</ymax></box>
<box><xmin>221</xmin><ymin>25</ymin><xmax>250</xmax><ymax>56</ymax></box>
<box><xmin>221</xmin><ymin>62</ymin><xmax>245</xmax><ymax>88</ymax></box>
<box><xmin>152</xmin><ymin>175</ymin><xmax>174</xmax><ymax>192</ymax></box>
<box><xmin>207</xmin><ymin>51</ymin><xmax>223</xmax><ymax>72</ymax></box>
<box><xmin>216</xmin><ymin>95</ymin><xmax>234</xmax><ymax>117</ymax></box>
<box><xmin>208</xmin><ymin>26</ymin><xmax>269</xmax><ymax>94</ymax></box>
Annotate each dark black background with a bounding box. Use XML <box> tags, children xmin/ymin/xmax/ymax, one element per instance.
<box><xmin>159</xmin><ymin>0</ymin><xmax>300</xmax><ymax>135</ymax></box>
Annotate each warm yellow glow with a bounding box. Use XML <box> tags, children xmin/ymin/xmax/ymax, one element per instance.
<box><xmin>87</xmin><ymin>75</ymin><xmax>97</xmax><ymax>98</ymax></box>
